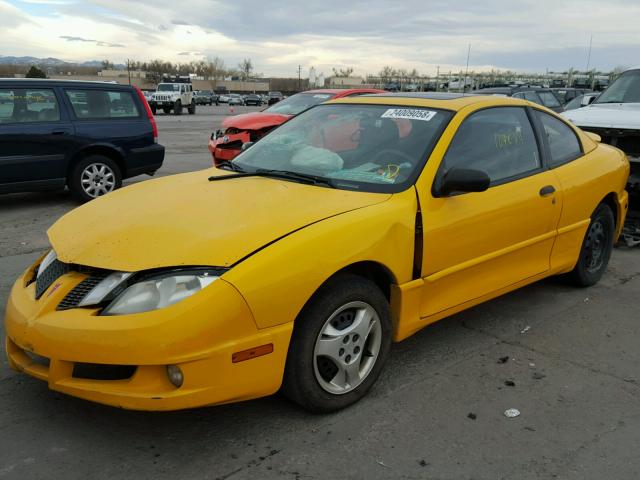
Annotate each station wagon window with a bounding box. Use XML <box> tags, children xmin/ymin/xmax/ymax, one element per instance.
<box><xmin>441</xmin><ymin>107</ymin><xmax>540</xmax><ymax>183</ymax></box>
<box><xmin>534</xmin><ymin>110</ymin><xmax>582</xmax><ymax>166</ymax></box>
<box><xmin>65</xmin><ymin>89</ymin><xmax>140</xmax><ymax>119</ymax></box>
<box><xmin>537</xmin><ymin>91</ymin><xmax>561</xmax><ymax>108</ymax></box>
<box><xmin>513</xmin><ymin>91</ymin><xmax>540</xmax><ymax>103</ymax></box>
<box><xmin>0</xmin><ymin>88</ymin><xmax>60</xmax><ymax>123</ymax></box>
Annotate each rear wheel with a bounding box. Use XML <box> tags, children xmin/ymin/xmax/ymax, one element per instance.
<box><xmin>188</xmin><ymin>101</ymin><xmax>196</xmax><ymax>114</ymax></box>
<box><xmin>69</xmin><ymin>155</ymin><xmax>122</xmax><ymax>203</ymax></box>
<box><xmin>568</xmin><ymin>203</ymin><xmax>615</xmax><ymax>286</ymax></box>
<box><xmin>282</xmin><ymin>274</ymin><xmax>392</xmax><ymax>412</ymax></box>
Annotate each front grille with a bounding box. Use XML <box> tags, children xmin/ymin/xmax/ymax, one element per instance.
<box><xmin>582</xmin><ymin>127</ymin><xmax>640</xmax><ymax>158</ymax></box>
<box><xmin>35</xmin><ymin>259</ymin><xmax>70</xmax><ymax>299</ymax></box>
<box><xmin>72</xmin><ymin>363</ymin><xmax>137</xmax><ymax>381</ymax></box>
<box><xmin>24</xmin><ymin>350</ymin><xmax>50</xmax><ymax>368</ymax></box>
<box><xmin>57</xmin><ymin>272</ymin><xmax>110</xmax><ymax>310</ymax></box>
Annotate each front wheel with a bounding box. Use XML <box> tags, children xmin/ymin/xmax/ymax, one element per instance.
<box><xmin>568</xmin><ymin>203</ymin><xmax>615</xmax><ymax>286</ymax></box>
<box><xmin>174</xmin><ymin>100</ymin><xmax>182</xmax><ymax>115</ymax></box>
<box><xmin>150</xmin><ymin>105</ymin><xmax>156</xmax><ymax>115</ymax></box>
<box><xmin>282</xmin><ymin>274</ymin><xmax>392</xmax><ymax>412</ymax></box>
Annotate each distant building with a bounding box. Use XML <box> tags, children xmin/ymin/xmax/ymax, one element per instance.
<box><xmin>326</xmin><ymin>76</ymin><xmax>365</xmax><ymax>87</ymax></box>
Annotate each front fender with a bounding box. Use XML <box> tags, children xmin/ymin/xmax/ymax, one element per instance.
<box><xmin>223</xmin><ymin>188</ymin><xmax>418</xmax><ymax>330</ymax></box>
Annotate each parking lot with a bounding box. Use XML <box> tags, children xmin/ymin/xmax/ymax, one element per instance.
<box><xmin>1</xmin><ymin>105</ymin><xmax>640</xmax><ymax>479</ymax></box>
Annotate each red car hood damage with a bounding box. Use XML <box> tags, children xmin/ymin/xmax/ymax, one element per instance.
<box><xmin>221</xmin><ymin>112</ymin><xmax>292</xmax><ymax>131</ymax></box>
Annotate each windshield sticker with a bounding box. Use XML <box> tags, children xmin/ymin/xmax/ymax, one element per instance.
<box><xmin>313</xmin><ymin>94</ymin><xmax>332</xmax><ymax>99</ymax></box>
<box><xmin>381</xmin><ymin>109</ymin><xmax>437</xmax><ymax>122</ymax></box>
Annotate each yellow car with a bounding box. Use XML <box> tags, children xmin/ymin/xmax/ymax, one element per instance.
<box><xmin>4</xmin><ymin>93</ymin><xmax>630</xmax><ymax>412</ymax></box>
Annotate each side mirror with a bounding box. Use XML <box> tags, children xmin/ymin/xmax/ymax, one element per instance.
<box><xmin>241</xmin><ymin>141</ymin><xmax>255</xmax><ymax>151</ymax></box>
<box><xmin>435</xmin><ymin>168</ymin><xmax>490</xmax><ymax>197</ymax></box>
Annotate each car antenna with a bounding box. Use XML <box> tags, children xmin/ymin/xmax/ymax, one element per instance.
<box><xmin>463</xmin><ymin>44</ymin><xmax>471</xmax><ymax>96</ymax></box>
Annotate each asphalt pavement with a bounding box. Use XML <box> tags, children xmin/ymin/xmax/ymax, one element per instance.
<box><xmin>1</xmin><ymin>105</ymin><xmax>639</xmax><ymax>479</ymax></box>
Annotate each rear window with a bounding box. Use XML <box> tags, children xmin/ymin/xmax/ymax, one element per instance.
<box><xmin>65</xmin><ymin>89</ymin><xmax>140</xmax><ymax>119</ymax></box>
<box><xmin>0</xmin><ymin>88</ymin><xmax>60</xmax><ymax>123</ymax></box>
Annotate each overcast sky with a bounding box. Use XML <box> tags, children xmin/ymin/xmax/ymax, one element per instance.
<box><xmin>1</xmin><ymin>0</ymin><xmax>638</xmax><ymax>77</ymax></box>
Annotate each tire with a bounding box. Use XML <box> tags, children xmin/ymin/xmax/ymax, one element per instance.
<box><xmin>188</xmin><ymin>101</ymin><xmax>196</xmax><ymax>114</ymax></box>
<box><xmin>174</xmin><ymin>100</ymin><xmax>182</xmax><ymax>115</ymax></box>
<box><xmin>68</xmin><ymin>155</ymin><xmax>122</xmax><ymax>203</ymax></box>
<box><xmin>163</xmin><ymin>107</ymin><xmax>171</xmax><ymax>114</ymax></box>
<box><xmin>568</xmin><ymin>203</ymin><xmax>615</xmax><ymax>287</ymax></box>
<box><xmin>282</xmin><ymin>274</ymin><xmax>392</xmax><ymax>413</ymax></box>
<box><xmin>150</xmin><ymin>105</ymin><xmax>156</xmax><ymax>115</ymax></box>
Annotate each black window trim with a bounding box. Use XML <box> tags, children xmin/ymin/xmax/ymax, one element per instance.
<box><xmin>0</xmin><ymin>86</ymin><xmax>65</xmax><ymax>126</ymax></box>
<box><xmin>529</xmin><ymin>106</ymin><xmax>584</xmax><ymax>168</ymax></box>
<box><xmin>62</xmin><ymin>87</ymin><xmax>143</xmax><ymax>121</ymax></box>
<box><xmin>432</xmin><ymin>105</ymin><xmax>545</xmax><ymax>196</ymax></box>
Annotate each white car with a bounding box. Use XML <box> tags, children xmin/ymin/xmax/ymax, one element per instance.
<box><xmin>562</xmin><ymin>66</ymin><xmax>640</xmax><ymax>244</ymax></box>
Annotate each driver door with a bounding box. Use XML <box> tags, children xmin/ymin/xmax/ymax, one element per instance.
<box><xmin>417</xmin><ymin>106</ymin><xmax>562</xmax><ymax>318</ymax></box>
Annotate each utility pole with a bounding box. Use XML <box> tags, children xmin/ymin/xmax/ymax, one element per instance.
<box><xmin>127</xmin><ymin>59</ymin><xmax>131</xmax><ymax>85</ymax></box>
<box><xmin>436</xmin><ymin>65</ymin><xmax>440</xmax><ymax>91</ymax></box>
<box><xmin>298</xmin><ymin>65</ymin><xmax>302</xmax><ymax>91</ymax></box>
<box><xmin>585</xmin><ymin>35</ymin><xmax>593</xmax><ymax>72</ymax></box>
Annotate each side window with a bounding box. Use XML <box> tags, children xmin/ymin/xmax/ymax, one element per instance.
<box><xmin>0</xmin><ymin>88</ymin><xmax>60</xmax><ymax>123</ymax></box>
<box><xmin>65</xmin><ymin>89</ymin><xmax>140</xmax><ymax>119</ymax></box>
<box><xmin>535</xmin><ymin>110</ymin><xmax>582</xmax><ymax>166</ymax></box>
<box><xmin>442</xmin><ymin>107</ymin><xmax>540</xmax><ymax>183</ymax></box>
<box><xmin>523</xmin><ymin>91</ymin><xmax>541</xmax><ymax>103</ymax></box>
<box><xmin>538</xmin><ymin>91</ymin><xmax>561</xmax><ymax>108</ymax></box>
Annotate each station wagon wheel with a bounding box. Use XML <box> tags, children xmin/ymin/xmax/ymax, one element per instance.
<box><xmin>69</xmin><ymin>155</ymin><xmax>122</xmax><ymax>203</ymax></box>
<box><xmin>568</xmin><ymin>203</ymin><xmax>615</xmax><ymax>287</ymax></box>
<box><xmin>282</xmin><ymin>274</ymin><xmax>392</xmax><ymax>412</ymax></box>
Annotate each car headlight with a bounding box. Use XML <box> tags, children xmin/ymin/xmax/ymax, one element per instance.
<box><xmin>101</xmin><ymin>270</ymin><xmax>219</xmax><ymax>316</ymax></box>
<box><xmin>36</xmin><ymin>250</ymin><xmax>57</xmax><ymax>279</ymax></box>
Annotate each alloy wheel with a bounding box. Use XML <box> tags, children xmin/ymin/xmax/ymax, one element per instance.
<box><xmin>80</xmin><ymin>163</ymin><xmax>116</xmax><ymax>198</ymax></box>
<box><xmin>313</xmin><ymin>301</ymin><xmax>382</xmax><ymax>395</ymax></box>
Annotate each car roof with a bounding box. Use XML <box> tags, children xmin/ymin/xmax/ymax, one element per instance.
<box><xmin>302</xmin><ymin>88</ymin><xmax>384</xmax><ymax>96</ymax></box>
<box><xmin>328</xmin><ymin>91</ymin><xmax>536</xmax><ymax>112</ymax></box>
<box><xmin>0</xmin><ymin>78</ymin><xmax>133</xmax><ymax>89</ymax></box>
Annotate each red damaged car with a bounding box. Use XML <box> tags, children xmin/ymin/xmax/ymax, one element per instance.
<box><xmin>208</xmin><ymin>88</ymin><xmax>384</xmax><ymax>164</ymax></box>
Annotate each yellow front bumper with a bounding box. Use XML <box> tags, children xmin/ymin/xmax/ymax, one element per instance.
<box><xmin>4</xmin><ymin>270</ymin><xmax>293</xmax><ymax>411</ymax></box>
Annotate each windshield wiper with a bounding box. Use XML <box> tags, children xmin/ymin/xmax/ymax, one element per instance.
<box><xmin>255</xmin><ymin>169</ymin><xmax>336</xmax><ymax>188</ymax></box>
<box><xmin>208</xmin><ymin>166</ymin><xmax>335</xmax><ymax>188</ymax></box>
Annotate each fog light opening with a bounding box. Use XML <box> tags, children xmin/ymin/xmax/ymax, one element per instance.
<box><xmin>166</xmin><ymin>365</ymin><xmax>184</xmax><ymax>388</ymax></box>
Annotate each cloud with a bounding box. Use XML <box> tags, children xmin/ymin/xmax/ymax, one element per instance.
<box><xmin>2</xmin><ymin>0</ymin><xmax>639</xmax><ymax>75</ymax></box>
<box><xmin>59</xmin><ymin>35</ymin><xmax>125</xmax><ymax>48</ymax></box>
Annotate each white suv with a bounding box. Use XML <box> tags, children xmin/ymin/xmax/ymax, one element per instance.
<box><xmin>149</xmin><ymin>82</ymin><xmax>196</xmax><ymax>115</ymax></box>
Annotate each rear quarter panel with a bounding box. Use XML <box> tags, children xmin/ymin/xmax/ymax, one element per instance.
<box><xmin>550</xmin><ymin>142</ymin><xmax>630</xmax><ymax>272</ymax></box>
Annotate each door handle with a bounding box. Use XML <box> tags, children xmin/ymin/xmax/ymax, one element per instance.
<box><xmin>51</xmin><ymin>129</ymin><xmax>69</xmax><ymax>136</ymax></box>
<box><xmin>539</xmin><ymin>185</ymin><xmax>556</xmax><ymax>197</ymax></box>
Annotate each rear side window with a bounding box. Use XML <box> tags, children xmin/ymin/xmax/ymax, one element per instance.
<box><xmin>535</xmin><ymin>110</ymin><xmax>582</xmax><ymax>166</ymax></box>
<box><xmin>442</xmin><ymin>107</ymin><xmax>540</xmax><ymax>183</ymax></box>
<box><xmin>65</xmin><ymin>89</ymin><xmax>140</xmax><ymax>119</ymax></box>
<box><xmin>538</xmin><ymin>91</ymin><xmax>561</xmax><ymax>108</ymax></box>
<box><xmin>0</xmin><ymin>88</ymin><xmax>60</xmax><ymax>123</ymax></box>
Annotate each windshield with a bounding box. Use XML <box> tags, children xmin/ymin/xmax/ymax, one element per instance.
<box><xmin>234</xmin><ymin>104</ymin><xmax>452</xmax><ymax>193</ymax></box>
<box><xmin>595</xmin><ymin>69</ymin><xmax>640</xmax><ymax>104</ymax></box>
<box><xmin>265</xmin><ymin>93</ymin><xmax>334</xmax><ymax>115</ymax></box>
<box><xmin>157</xmin><ymin>84</ymin><xmax>180</xmax><ymax>92</ymax></box>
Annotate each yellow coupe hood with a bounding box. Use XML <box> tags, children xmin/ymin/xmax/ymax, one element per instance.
<box><xmin>49</xmin><ymin>169</ymin><xmax>390</xmax><ymax>272</ymax></box>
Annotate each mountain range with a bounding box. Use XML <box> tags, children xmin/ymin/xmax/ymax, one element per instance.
<box><xmin>0</xmin><ymin>56</ymin><xmax>122</xmax><ymax>68</ymax></box>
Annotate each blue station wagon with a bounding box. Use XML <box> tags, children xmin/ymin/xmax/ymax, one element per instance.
<box><xmin>0</xmin><ymin>79</ymin><xmax>164</xmax><ymax>202</ymax></box>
